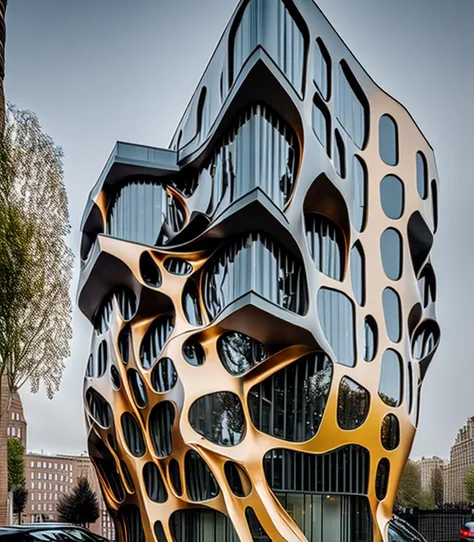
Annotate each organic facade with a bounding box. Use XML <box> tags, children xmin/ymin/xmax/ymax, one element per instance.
<box><xmin>78</xmin><ymin>1</ymin><xmax>440</xmax><ymax>541</ymax></box>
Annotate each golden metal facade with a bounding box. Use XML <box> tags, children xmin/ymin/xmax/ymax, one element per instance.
<box><xmin>78</xmin><ymin>1</ymin><xmax>440</xmax><ymax>540</ymax></box>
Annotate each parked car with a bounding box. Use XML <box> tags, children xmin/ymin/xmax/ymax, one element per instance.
<box><xmin>389</xmin><ymin>516</ymin><xmax>427</xmax><ymax>542</ymax></box>
<box><xmin>460</xmin><ymin>521</ymin><xmax>474</xmax><ymax>541</ymax></box>
<box><xmin>0</xmin><ymin>524</ymin><xmax>110</xmax><ymax>541</ymax></box>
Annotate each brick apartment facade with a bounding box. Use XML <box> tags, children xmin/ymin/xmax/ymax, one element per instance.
<box><xmin>418</xmin><ymin>456</ymin><xmax>445</xmax><ymax>492</ymax></box>
<box><xmin>23</xmin><ymin>452</ymin><xmax>115</xmax><ymax>540</ymax></box>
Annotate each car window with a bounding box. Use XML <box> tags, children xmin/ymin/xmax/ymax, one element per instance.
<box><xmin>31</xmin><ymin>531</ymin><xmax>77</xmax><ymax>541</ymax></box>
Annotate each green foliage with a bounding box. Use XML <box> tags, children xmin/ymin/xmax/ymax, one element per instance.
<box><xmin>12</xmin><ymin>483</ymin><xmax>28</xmax><ymax>517</ymax></box>
<box><xmin>0</xmin><ymin>104</ymin><xmax>73</xmax><ymax>400</ymax></box>
<box><xmin>57</xmin><ymin>477</ymin><xmax>100</xmax><ymax>527</ymax></box>
<box><xmin>396</xmin><ymin>459</ymin><xmax>422</xmax><ymax>509</ymax></box>
<box><xmin>465</xmin><ymin>466</ymin><xmax>474</xmax><ymax>504</ymax></box>
<box><xmin>418</xmin><ymin>488</ymin><xmax>435</xmax><ymax>510</ymax></box>
<box><xmin>432</xmin><ymin>466</ymin><xmax>444</xmax><ymax>507</ymax></box>
<box><xmin>7</xmin><ymin>438</ymin><xmax>25</xmax><ymax>491</ymax></box>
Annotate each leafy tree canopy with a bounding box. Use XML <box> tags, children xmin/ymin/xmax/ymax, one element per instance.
<box><xmin>7</xmin><ymin>437</ymin><xmax>25</xmax><ymax>491</ymax></box>
<box><xmin>57</xmin><ymin>477</ymin><xmax>99</xmax><ymax>527</ymax></box>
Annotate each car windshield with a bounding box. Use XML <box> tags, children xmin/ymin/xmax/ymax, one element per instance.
<box><xmin>30</xmin><ymin>530</ymin><xmax>97</xmax><ymax>541</ymax></box>
<box><xmin>388</xmin><ymin>517</ymin><xmax>426</xmax><ymax>542</ymax></box>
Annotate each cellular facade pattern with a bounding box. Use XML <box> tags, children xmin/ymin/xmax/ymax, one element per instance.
<box><xmin>78</xmin><ymin>0</ymin><xmax>440</xmax><ymax>540</ymax></box>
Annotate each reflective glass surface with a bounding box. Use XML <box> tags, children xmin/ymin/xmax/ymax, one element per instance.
<box><xmin>337</xmin><ymin>63</ymin><xmax>367</xmax><ymax>148</ymax></box>
<box><xmin>380</xmin><ymin>175</ymin><xmax>404</xmax><ymax>219</ymax></box>
<box><xmin>379</xmin><ymin>349</ymin><xmax>402</xmax><ymax>407</ymax></box>
<box><xmin>379</xmin><ymin>115</ymin><xmax>398</xmax><ymax>166</ymax></box>
<box><xmin>381</xmin><ymin>228</ymin><xmax>403</xmax><ymax>280</ymax></box>
<box><xmin>383</xmin><ymin>288</ymin><xmax>401</xmax><ymax>343</ymax></box>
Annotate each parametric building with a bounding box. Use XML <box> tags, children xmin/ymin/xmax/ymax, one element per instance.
<box><xmin>78</xmin><ymin>0</ymin><xmax>440</xmax><ymax>541</ymax></box>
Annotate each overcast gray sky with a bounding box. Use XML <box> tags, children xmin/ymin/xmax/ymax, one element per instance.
<box><xmin>4</xmin><ymin>0</ymin><xmax>473</xmax><ymax>460</ymax></box>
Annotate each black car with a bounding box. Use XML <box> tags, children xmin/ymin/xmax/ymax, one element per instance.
<box><xmin>0</xmin><ymin>524</ymin><xmax>110</xmax><ymax>541</ymax></box>
<box><xmin>388</xmin><ymin>516</ymin><xmax>427</xmax><ymax>542</ymax></box>
<box><xmin>461</xmin><ymin>521</ymin><xmax>474</xmax><ymax>541</ymax></box>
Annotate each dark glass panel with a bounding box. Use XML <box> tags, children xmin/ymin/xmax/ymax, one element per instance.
<box><xmin>418</xmin><ymin>265</ymin><xmax>436</xmax><ymax>308</ymax></box>
<box><xmin>182</xmin><ymin>340</ymin><xmax>206</xmax><ymax>366</ymax></box>
<box><xmin>406</xmin><ymin>362</ymin><xmax>413</xmax><ymax>414</ymax></box>
<box><xmin>170</xmin><ymin>509</ymin><xmax>239</xmax><ymax>542</ymax></box>
<box><xmin>86</xmin><ymin>355</ymin><xmax>94</xmax><ymax>378</ymax></box>
<box><xmin>196</xmin><ymin>87</ymin><xmax>210</xmax><ymax>143</ymax></box>
<box><xmin>121</xmin><ymin>461</ymin><xmax>135</xmax><ymax>493</ymax></box>
<box><xmin>380</xmin><ymin>175</ymin><xmax>404</xmax><ymax>219</ymax></box>
<box><xmin>185</xmin><ymin>451</ymin><xmax>220</xmax><ymax>502</ymax></box>
<box><xmin>432</xmin><ymin>179</ymin><xmax>438</xmax><ymax>233</ymax></box>
<box><xmin>246</xmin><ymin>508</ymin><xmax>271</xmax><ymax>542</ymax></box>
<box><xmin>154</xmin><ymin>522</ymin><xmax>167</xmax><ymax>542</ymax></box>
<box><xmin>127</xmin><ymin>369</ymin><xmax>147</xmax><ymax>408</ymax></box>
<box><xmin>203</xmin><ymin>232</ymin><xmax>307</xmax><ymax>319</ymax></box>
<box><xmin>151</xmin><ymin>358</ymin><xmax>178</xmax><ymax>393</ymax></box>
<box><xmin>91</xmin><ymin>439</ymin><xmax>125</xmax><ymax>502</ymax></box>
<box><xmin>334</xmin><ymin>129</ymin><xmax>346</xmax><ymax>178</ymax></box>
<box><xmin>352</xmin><ymin>155</ymin><xmax>367</xmax><ymax>232</ymax></box>
<box><xmin>248</xmin><ymin>353</ymin><xmax>332</xmax><ymax>442</ymax></box>
<box><xmin>381</xmin><ymin>414</ymin><xmax>400</xmax><ymax>451</ymax></box>
<box><xmin>149</xmin><ymin>402</ymin><xmax>175</xmax><ymax>458</ymax></box>
<box><xmin>383</xmin><ymin>288</ymin><xmax>401</xmax><ymax>343</ymax></box>
<box><xmin>118</xmin><ymin>324</ymin><xmax>131</xmax><ymax>365</ymax></box>
<box><xmin>86</xmin><ymin>389</ymin><xmax>112</xmax><ymax>428</ymax></box>
<box><xmin>379</xmin><ymin>349</ymin><xmax>403</xmax><ymax>407</ymax></box>
<box><xmin>143</xmin><ymin>462</ymin><xmax>168</xmax><ymax>503</ymax></box>
<box><xmin>412</xmin><ymin>320</ymin><xmax>440</xmax><ymax>360</ymax></box>
<box><xmin>164</xmin><ymin>258</ymin><xmax>193</xmax><ymax>276</ymax></box>
<box><xmin>263</xmin><ymin>445</ymin><xmax>369</xmax><ymax>494</ymax></box>
<box><xmin>381</xmin><ymin>228</ymin><xmax>403</xmax><ymax>280</ymax></box>
<box><xmin>407</xmin><ymin>211</ymin><xmax>433</xmax><ymax>275</ymax></box>
<box><xmin>337</xmin><ymin>62</ymin><xmax>368</xmax><ymax>148</ymax></box>
<box><xmin>111</xmin><ymin>365</ymin><xmax>121</xmax><ymax>390</ymax></box>
<box><xmin>379</xmin><ymin>115</ymin><xmax>398</xmax><ymax>166</ymax></box>
<box><xmin>306</xmin><ymin>214</ymin><xmax>345</xmax><ymax>281</ymax></box>
<box><xmin>140</xmin><ymin>252</ymin><xmax>162</xmax><ymax>288</ymax></box>
<box><xmin>337</xmin><ymin>377</ymin><xmax>370</xmax><ymax>430</ymax></box>
<box><xmin>94</xmin><ymin>295</ymin><xmax>113</xmax><ymax>334</ymax></box>
<box><xmin>364</xmin><ymin>316</ymin><xmax>378</xmax><ymax>362</ymax></box>
<box><xmin>232</xmin><ymin>0</ymin><xmax>306</xmax><ymax>94</ymax></box>
<box><xmin>140</xmin><ymin>315</ymin><xmax>174</xmax><ymax>369</ymax></box>
<box><xmin>96</xmin><ymin>341</ymin><xmax>107</xmax><ymax>378</ymax></box>
<box><xmin>121</xmin><ymin>413</ymin><xmax>145</xmax><ymax>458</ymax></box>
<box><xmin>389</xmin><ymin>517</ymin><xmax>426</xmax><ymax>542</ymax></box>
<box><xmin>203</xmin><ymin>104</ymin><xmax>299</xmax><ymax>214</ymax></box>
<box><xmin>115</xmin><ymin>288</ymin><xmax>137</xmax><ymax>321</ymax></box>
<box><xmin>182</xmin><ymin>280</ymin><xmax>203</xmax><ymax>326</ymax></box>
<box><xmin>314</xmin><ymin>38</ymin><xmax>331</xmax><ymax>100</ymax></box>
<box><xmin>351</xmin><ymin>242</ymin><xmax>365</xmax><ymax>306</ymax></box>
<box><xmin>416</xmin><ymin>151</ymin><xmax>428</xmax><ymax>199</ymax></box>
<box><xmin>217</xmin><ymin>331</ymin><xmax>267</xmax><ymax>376</ymax></box>
<box><xmin>225</xmin><ymin>462</ymin><xmax>251</xmax><ymax>498</ymax></box>
<box><xmin>318</xmin><ymin>288</ymin><xmax>356</xmax><ymax>367</ymax></box>
<box><xmin>190</xmin><ymin>392</ymin><xmax>245</xmax><ymax>446</ymax></box>
<box><xmin>120</xmin><ymin>505</ymin><xmax>145</xmax><ymax>542</ymax></box>
<box><xmin>376</xmin><ymin>459</ymin><xmax>390</xmax><ymax>501</ymax></box>
<box><xmin>312</xmin><ymin>95</ymin><xmax>330</xmax><ymax>153</ymax></box>
<box><xmin>169</xmin><ymin>459</ymin><xmax>183</xmax><ymax>496</ymax></box>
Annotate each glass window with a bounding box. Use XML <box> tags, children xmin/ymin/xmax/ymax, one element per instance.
<box><xmin>170</xmin><ymin>509</ymin><xmax>238</xmax><ymax>542</ymax></box>
<box><xmin>314</xmin><ymin>38</ymin><xmax>331</xmax><ymax>100</ymax></box>
<box><xmin>376</xmin><ymin>459</ymin><xmax>390</xmax><ymax>501</ymax></box>
<box><xmin>164</xmin><ymin>258</ymin><xmax>193</xmax><ymax>276</ymax></box>
<box><xmin>379</xmin><ymin>115</ymin><xmax>398</xmax><ymax>166</ymax></box>
<box><xmin>418</xmin><ymin>265</ymin><xmax>436</xmax><ymax>308</ymax></box>
<box><xmin>381</xmin><ymin>228</ymin><xmax>403</xmax><ymax>280</ymax></box>
<box><xmin>143</xmin><ymin>462</ymin><xmax>168</xmax><ymax>503</ymax></box>
<box><xmin>407</xmin><ymin>211</ymin><xmax>433</xmax><ymax>275</ymax></box>
<box><xmin>189</xmin><ymin>392</ymin><xmax>245</xmax><ymax>447</ymax></box>
<box><xmin>86</xmin><ymin>389</ymin><xmax>112</xmax><ymax>428</ymax></box>
<box><xmin>383</xmin><ymin>288</ymin><xmax>401</xmax><ymax>343</ymax></box>
<box><xmin>337</xmin><ymin>377</ymin><xmax>370</xmax><ymax>430</ymax></box>
<box><xmin>231</xmin><ymin>0</ymin><xmax>307</xmax><ymax>95</ymax></box>
<box><xmin>121</xmin><ymin>413</ymin><xmax>145</xmax><ymax>458</ymax></box>
<box><xmin>196</xmin><ymin>87</ymin><xmax>210</xmax><ymax>143</ymax></box>
<box><xmin>352</xmin><ymin>156</ymin><xmax>367</xmax><ymax>232</ymax></box>
<box><xmin>337</xmin><ymin>62</ymin><xmax>368</xmax><ymax>149</ymax></box>
<box><xmin>140</xmin><ymin>315</ymin><xmax>174</xmax><ymax>369</ymax></box>
<box><xmin>203</xmin><ymin>232</ymin><xmax>307</xmax><ymax>319</ymax></box>
<box><xmin>364</xmin><ymin>316</ymin><xmax>377</xmax><ymax>362</ymax></box>
<box><xmin>378</xmin><ymin>349</ymin><xmax>402</xmax><ymax>407</ymax></box>
<box><xmin>246</xmin><ymin>508</ymin><xmax>271</xmax><ymax>542</ymax></box>
<box><xmin>151</xmin><ymin>358</ymin><xmax>178</xmax><ymax>393</ymax></box>
<box><xmin>334</xmin><ymin>129</ymin><xmax>346</xmax><ymax>178</ymax></box>
<box><xmin>184</xmin><ymin>451</ymin><xmax>220</xmax><ymax>502</ymax></box>
<box><xmin>381</xmin><ymin>414</ymin><xmax>400</xmax><ymax>451</ymax></box>
<box><xmin>149</xmin><ymin>402</ymin><xmax>175</xmax><ymax>458</ymax></box>
<box><xmin>318</xmin><ymin>288</ymin><xmax>356</xmax><ymax>367</ymax></box>
<box><xmin>431</xmin><ymin>179</ymin><xmax>438</xmax><ymax>232</ymax></box>
<box><xmin>248</xmin><ymin>353</ymin><xmax>332</xmax><ymax>442</ymax></box>
<box><xmin>312</xmin><ymin>95</ymin><xmax>330</xmax><ymax>153</ymax></box>
<box><xmin>225</xmin><ymin>462</ymin><xmax>251</xmax><ymax>498</ymax></box>
<box><xmin>380</xmin><ymin>175</ymin><xmax>404</xmax><ymax>219</ymax></box>
<box><xmin>217</xmin><ymin>331</ymin><xmax>267</xmax><ymax>376</ymax></box>
<box><xmin>127</xmin><ymin>369</ymin><xmax>148</xmax><ymax>408</ymax></box>
<box><xmin>140</xmin><ymin>252</ymin><xmax>162</xmax><ymax>288</ymax></box>
<box><xmin>351</xmin><ymin>242</ymin><xmax>365</xmax><ymax>306</ymax></box>
<box><xmin>306</xmin><ymin>214</ymin><xmax>345</xmax><ymax>281</ymax></box>
<box><xmin>412</xmin><ymin>320</ymin><xmax>440</xmax><ymax>360</ymax></box>
<box><xmin>182</xmin><ymin>340</ymin><xmax>206</xmax><ymax>366</ymax></box>
<box><xmin>182</xmin><ymin>280</ymin><xmax>203</xmax><ymax>326</ymax></box>
<box><xmin>416</xmin><ymin>151</ymin><xmax>428</xmax><ymax>199</ymax></box>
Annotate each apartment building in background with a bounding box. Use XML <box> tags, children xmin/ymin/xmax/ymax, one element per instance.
<box><xmin>418</xmin><ymin>456</ymin><xmax>445</xmax><ymax>492</ymax></box>
<box><xmin>7</xmin><ymin>389</ymin><xmax>27</xmax><ymax>449</ymax></box>
<box><xmin>444</xmin><ymin>416</ymin><xmax>474</xmax><ymax>504</ymax></box>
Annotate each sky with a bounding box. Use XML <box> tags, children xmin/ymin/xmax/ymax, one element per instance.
<box><xmin>4</xmin><ymin>0</ymin><xmax>474</xmax><ymax>460</ymax></box>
